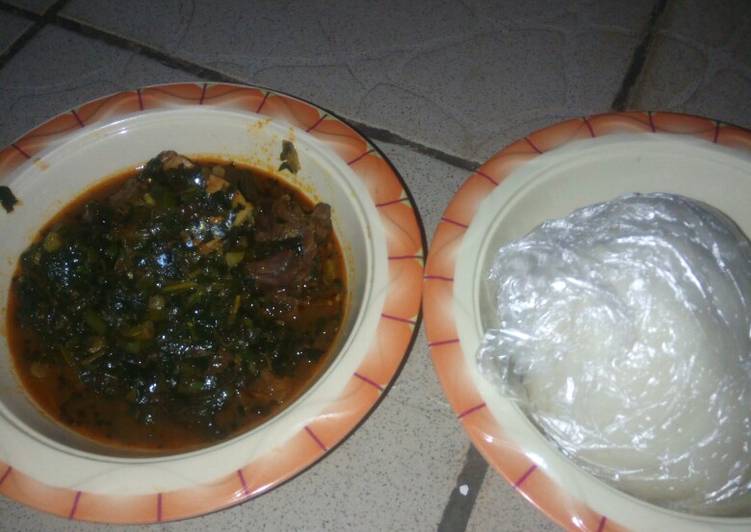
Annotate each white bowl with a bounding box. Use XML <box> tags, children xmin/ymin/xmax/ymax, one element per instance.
<box><xmin>424</xmin><ymin>113</ymin><xmax>751</xmax><ymax>531</ymax></box>
<box><xmin>0</xmin><ymin>83</ymin><xmax>424</xmax><ymax>523</ymax></box>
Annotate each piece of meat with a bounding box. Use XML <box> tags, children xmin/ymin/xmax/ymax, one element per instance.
<box><xmin>255</xmin><ymin>195</ymin><xmax>332</xmax><ymax>245</ymax></box>
<box><xmin>246</xmin><ymin>228</ymin><xmax>318</xmax><ymax>288</ymax></box>
<box><xmin>257</xmin><ymin>292</ymin><xmax>300</xmax><ymax>321</ymax></box>
<box><xmin>255</xmin><ymin>195</ymin><xmax>306</xmax><ymax>243</ymax></box>
<box><xmin>245</xmin><ymin>249</ymin><xmax>297</xmax><ymax>286</ymax></box>
<box><xmin>311</xmin><ymin>203</ymin><xmax>332</xmax><ymax>241</ymax></box>
<box><xmin>247</xmin><ymin>370</ymin><xmax>294</xmax><ymax>403</ymax></box>
<box><xmin>108</xmin><ymin>177</ymin><xmax>144</xmax><ymax>209</ymax></box>
<box><xmin>274</xmin><ymin>195</ymin><xmax>305</xmax><ymax>223</ymax></box>
<box><xmin>247</xmin><ymin>195</ymin><xmax>333</xmax><ymax>287</ymax></box>
<box><xmin>158</xmin><ymin>151</ymin><xmax>195</xmax><ymax>170</ymax></box>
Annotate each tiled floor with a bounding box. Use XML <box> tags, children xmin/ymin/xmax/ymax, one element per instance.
<box><xmin>0</xmin><ymin>0</ymin><xmax>749</xmax><ymax>530</ymax></box>
<box><xmin>57</xmin><ymin>0</ymin><xmax>657</xmax><ymax>163</ymax></box>
<box><xmin>631</xmin><ymin>0</ymin><xmax>751</xmax><ymax>121</ymax></box>
<box><xmin>0</xmin><ymin>9</ymin><xmax>29</xmax><ymax>51</ymax></box>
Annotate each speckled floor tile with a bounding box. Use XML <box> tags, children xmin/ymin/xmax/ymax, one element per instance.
<box><xmin>0</xmin><ymin>25</ymin><xmax>198</xmax><ymax>147</ymax></box>
<box><xmin>466</xmin><ymin>470</ymin><xmax>561</xmax><ymax>532</ymax></box>
<box><xmin>3</xmin><ymin>0</ymin><xmax>57</xmax><ymax>15</ymax></box>
<box><xmin>0</xmin><ymin>500</ymin><xmax>157</xmax><ymax>532</ymax></box>
<box><xmin>0</xmin><ymin>11</ymin><xmax>32</xmax><ymax>54</ymax></box>
<box><xmin>632</xmin><ymin>0</ymin><xmax>751</xmax><ymax>127</ymax></box>
<box><xmin>60</xmin><ymin>0</ymin><xmax>656</xmax><ymax>162</ymax></box>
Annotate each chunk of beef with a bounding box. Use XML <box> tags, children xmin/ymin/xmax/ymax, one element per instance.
<box><xmin>108</xmin><ymin>177</ymin><xmax>144</xmax><ymax>210</ymax></box>
<box><xmin>247</xmin><ymin>193</ymin><xmax>333</xmax><ymax>288</ymax></box>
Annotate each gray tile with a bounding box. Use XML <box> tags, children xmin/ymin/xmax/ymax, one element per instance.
<box><xmin>61</xmin><ymin>0</ymin><xmax>655</xmax><ymax>161</ymax></box>
<box><xmin>632</xmin><ymin>0</ymin><xmax>751</xmax><ymax>128</ymax></box>
<box><xmin>466</xmin><ymin>470</ymin><xmax>561</xmax><ymax>532</ymax></box>
<box><xmin>0</xmin><ymin>499</ymin><xmax>159</xmax><ymax>532</ymax></box>
<box><xmin>660</xmin><ymin>0</ymin><xmax>750</xmax><ymax>49</ymax></box>
<box><xmin>0</xmin><ymin>11</ymin><xmax>32</xmax><ymax>54</ymax></box>
<box><xmin>359</xmin><ymin>29</ymin><xmax>568</xmax><ymax>161</ymax></box>
<box><xmin>0</xmin><ymin>25</ymin><xmax>198</xmax><ymax>147</ymax></box>
<box><xmin>4</xmin><ymin>0</ymin><xmax>57</xmax><ymax>15</ymax></box>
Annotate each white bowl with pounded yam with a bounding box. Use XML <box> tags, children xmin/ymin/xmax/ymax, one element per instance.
<box><xmin>433</xmin><ymin>126</ymin><xmax>751</xmax><ymax>531</ymax></box>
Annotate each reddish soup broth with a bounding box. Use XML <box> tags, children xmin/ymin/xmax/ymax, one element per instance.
<box><xmin>7</xmin><ymin>153</ymin><xmax>346</xmax><ymax>452</ymax></box>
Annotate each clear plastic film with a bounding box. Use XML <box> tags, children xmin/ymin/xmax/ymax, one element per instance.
<box><xmin>477</xmin><ymin>193</ymin><xmax>751</xmax><ymax>516</ymax></box>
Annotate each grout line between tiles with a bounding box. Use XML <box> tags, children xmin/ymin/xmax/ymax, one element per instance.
<box><xmin>346</xmin><ymin>119</ymin><xmax>480</xmax><ymax>171</ymax></box>
<box><xmin>0</xmin><ymin>19</ymin><xmax>42</xmax><ymax>70</ymax></box>
<box><xmin>0</xmin><ymin>0</ymin><xmax>37</xmax><ymax>19</ymax></box>
<box><xmin>610</xmin><ymin>0</ymin><xmax>670</xmax><ymax>111</ymax></box>
<box><xmin>0</xmin><ymin>0</ymin><xmax>480</xmax><ymax>173</ymax></box>
<box><xmin>437</xmin><ymin>445</ymin><xmax>489</xmax><ymax>532</ymax></box>
<box><xmin>0</xmin><ymin>0</ymin><xmax>69</xmax><ymax>70</ymax></box>
<box><xmin>53</xmin><ymin>14</ymin><xmax>247</xmax><ymax>83</ymax></box>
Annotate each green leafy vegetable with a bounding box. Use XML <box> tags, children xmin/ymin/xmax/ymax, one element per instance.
<box><xmin>9</xmin><ymin>151</ymin><xmax>344</xmax><ymax>450</ymax></box>
<box><xmin>0</xmin><ymin>185</ymin><xmax>18</xmax><ymax>213</ymax></box>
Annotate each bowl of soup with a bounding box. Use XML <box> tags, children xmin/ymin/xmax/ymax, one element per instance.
<box><xmin>0</xmin><ymin>83</ymin><xmax>423</xmax><ymax>522</ymax></box>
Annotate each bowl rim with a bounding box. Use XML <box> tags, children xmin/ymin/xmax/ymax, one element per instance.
<box><xmin>422</xmin><ymin>111</ymin><xmax>751</xmax><ymax>531</ymax></box>
<box><xmin>0</xmin><ymin>82</ymin><xmax>426</xmax><ymax>523</ymax></box>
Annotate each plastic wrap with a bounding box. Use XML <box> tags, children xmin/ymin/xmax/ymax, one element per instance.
<box><xmin>477</xmin><ymin>193</ymin><xmax>751</xmax><ymax>516</ymax></box>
